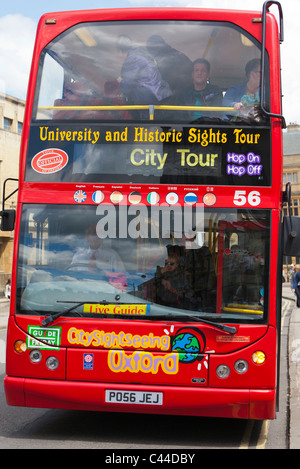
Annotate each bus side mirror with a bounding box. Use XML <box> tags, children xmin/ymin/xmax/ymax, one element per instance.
<box><xmin>0</xmin><ymin>210</ymin><xmax>16</xmax><ymax>231</ymax></box>
<box><xmin>283</xmin><ymin>215</ymin><xmax>300</xmax><ymax>256</ymax></box>
<box><xmin>0</xmin><ymin>178</ymin><xmax>18</xmax><ymax>231</ymax></box>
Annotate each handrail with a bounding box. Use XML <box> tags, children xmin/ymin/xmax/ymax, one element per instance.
<box><xmin>38</xmin><ymin>104</ymin><xmax>235</xmax><ymax>120</ymax></box>
<box><xmin>261</xmin><ymin>1</ymin><xmax>286</xmax><ymax>128</ymax></box>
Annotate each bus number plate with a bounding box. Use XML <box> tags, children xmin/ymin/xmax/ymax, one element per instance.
<box><xmin>105</xmin><ymin>390</ymin><xmax>163</xmax><ymax>405</ymax></box>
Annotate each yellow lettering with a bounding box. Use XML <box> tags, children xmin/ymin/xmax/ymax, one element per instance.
<box><xmin>67</xmin><ymin>327</ymin><xmax>170</xmax><ymax>351</ymax></box>
<box><xmin>106</xmin><ymin>131</ymin><xmax>112</xmax><ymax>141</ymax></box>
<box><xmin>108</xmin><ymin>350</ymin><xmax>178</xmax><ymax>375</ymax></box>
<box><xmin>210</xmin><ymin>154</ymin><xmax>219</xmax><ymax>166</ymax></box>
<box><xmin>177</xmin><ymin>149</ymin><xmax>219</xmax><ymax>168</ymax></box>
<box><xmin>233</xmin><ymin>129</ymin><xmax>261</xmax><ymax>144</ymax></box>
<box><xmin>39</xmin><ymin>126</ymin><xmax>48</xmax><ymax>141</ymax></box>
<box><xmin>130</xmin><ymin>148</ymin><xmax>145</xmax><ymax>166</ymax></box>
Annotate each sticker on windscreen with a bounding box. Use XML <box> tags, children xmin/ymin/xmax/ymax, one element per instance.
<box><xmin>31</xmin><ymin>148</ymin><xmax>68</xmax><ymax>174</ymax></box>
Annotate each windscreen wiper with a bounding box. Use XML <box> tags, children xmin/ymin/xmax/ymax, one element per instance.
<box><xmin>185</xmin><ymin>315</ymin><xmax>237</xmax><ymax>334</ymax></box>
<box><xmin>41</xmin><ymin>301</ymin><xmax>237</xmax><ymax>335</ymax></box>
<box><xmin>41</xmin><ymin>300</ymin><xmax>149</xmax><ymax>326</ymax></box>
<box><xmin>41</xmin><ymin>301</ymin><xmax>87</xmax><ymax>326</ymax></box>
<box><xmin>41</xmin><ymin>300</ymin><xmax>146</xmax><ymax>326</ymax></box>
<box><xmin>149</xmin><ymin>313</ymin><xmax>237</xmax><ymax>334</ymax></box>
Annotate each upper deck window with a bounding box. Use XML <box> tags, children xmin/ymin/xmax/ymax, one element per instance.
<box><xmin>33</xmin><ymin>20</ymin><xmax>268</xmax><ymax>124</ymax></box>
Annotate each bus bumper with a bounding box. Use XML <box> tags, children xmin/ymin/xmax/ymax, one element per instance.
<box><xmin>4</xmin><ymin>376</ymin><xmax>276</xmax><ymax>420</ymax></box>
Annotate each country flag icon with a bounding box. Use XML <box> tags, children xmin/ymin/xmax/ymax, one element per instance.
<box><xmin>166</xmin><ymin>192</ymin><xmax>179</xmax><ymax>205</ymax></box>
<box><xmin>74</xmin><ymin>190</ymin><xmax>87</xmax><ymax>203</ymax></box>
<box><xmin>128</xmin><ymin>191</ymin><xmax>142</xmax><ymax>205</ymax></box>
<box><xmin>110</xmin><ymin>191</ymin><xmax>123</xmax><ymax>204</ymax></box>
<box><xmin>147</xmin><ymin>192</ymin><xmax>160</xmax><ymax>205</ymax></box>
<box><xmin>184</xmin><ymin>192</ymin><xmax>198</xmax><ymax>205</ymax></box>
<box><xmin>203</xmin><ymin>192</ymin><xmax>217</xmax><ymax>206</ymax></box>
<box><xmin>92</xmin><ymin>191</ymin><xmax>105</xmax><ymax>204</ymax></box>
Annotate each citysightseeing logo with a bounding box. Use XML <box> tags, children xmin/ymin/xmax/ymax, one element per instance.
<box><xmin>94</xmin><ymin>200</ymin><xmax>204</xmax><ymax>241</ymax></box>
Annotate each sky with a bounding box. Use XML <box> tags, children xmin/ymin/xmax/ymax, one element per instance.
<box><xmin>0</xmin><ymin>0</ymin><xmax>299</xmax><ymax>125</ymax></box>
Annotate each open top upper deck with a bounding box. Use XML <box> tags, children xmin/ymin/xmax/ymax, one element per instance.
<box><xmin>21</xmin><ymin>7</ymin><xmax>282</xmax><ymax>189</ymax></box>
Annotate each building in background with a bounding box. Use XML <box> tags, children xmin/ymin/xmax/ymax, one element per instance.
<box><xmin>0</xmin><ymin>93</ymin><xmax>24</xmax><ymax>295</ymax></box>
<box><xmin>283</xmin><ymin>123</ymin><xmax>300</xmax><ymax>274</ymax></box>
<box><xmin>283</xmin><ymin>123</ymin><xmax>300</xmax><ymax>214</ymax></box>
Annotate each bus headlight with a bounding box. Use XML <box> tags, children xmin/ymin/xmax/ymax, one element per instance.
<box><xmin>46</xmin><ymin>356</ymin><xmax>59</xmax><ymax>370</ymax></box>
<box><xmin>234</xmin><ymin>359</ymin><xmax>248</xmax><ymax>374</ymax></box>
<box><xmin>216</xmin><ymin>364</ymin><xmax>230</xmax><ymax>379</ymax></box>
<box><xmin>29</xmin><ymin>349</ymin><xmax>42</xmax><ymax>363</ymax></box>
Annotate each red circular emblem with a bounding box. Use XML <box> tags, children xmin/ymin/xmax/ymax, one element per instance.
<box><xmin>31</xmin><ymin>149</ymin><xmax>68</xmax><ymax>174</ymax></box>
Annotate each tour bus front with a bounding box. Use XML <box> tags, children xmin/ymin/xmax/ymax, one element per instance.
<box><xmin>5</xmin><ymin>202</ymin><xmax>277</xmax><ymax>419</ymax></box>
<box><xmin>5</xmin><ymin>10</ymin><xmax>280</xmax><ymax>419</ymax></box>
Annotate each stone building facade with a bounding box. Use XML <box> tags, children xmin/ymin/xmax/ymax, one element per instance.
<box><xmin>283</xmin><ymin>124</ymin><xmax>300</xmax><ymax>216</ymax></box>
<box><xmin>282</xmin><ymin>124</ymin><xmax>300</xmax><ymax>272</ymax></box>
<box><xmin>0</xmin><ymin>93</ymin><xmax>24</xmax><ymax>294</ymax></box>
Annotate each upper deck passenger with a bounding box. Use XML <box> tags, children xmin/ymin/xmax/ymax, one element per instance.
<box><xmin>116</xmin><ymin>35</ymin><xmax>172</xmax><ymax>114</ymax></box>
<box><xmin>179</xmin><ymin>58</ymin><xmax>223</xmax><ymax>121</ymax></box>
<box><xmin>222</xmin><ymin>58</ymin><xmax>261</xmax><ymax>121</ymax></box>
<box><xmin>146</xmin><ymin>35</ymin><xmax>193</xmax><ymax>95</ymax></box>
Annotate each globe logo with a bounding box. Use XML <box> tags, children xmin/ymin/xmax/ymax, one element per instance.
<box><xmin>171</xmin><ymin>332</ymin><xmax>201</xmax><ymax>364</ymax></box>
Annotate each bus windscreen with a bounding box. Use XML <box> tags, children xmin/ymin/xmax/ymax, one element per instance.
<box><xmin>17</xmin><ymin>204</ymin><xmax>270</xmax><ymax>324</ymax></box>
<box><xmin>27</xmin><ymin>20</ymin><xmax>270</xmax><ymax>185</ymax></box>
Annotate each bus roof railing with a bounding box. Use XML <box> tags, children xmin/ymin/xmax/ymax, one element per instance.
<box><xmin>38</xmin><ymin>104</ymin><xmax>235</xmax><ymax>120</ymax></box>
<box><xmin>260</xmin><ymin>1</ymin><xmax>286</xmax><ymax>128</ymax></box>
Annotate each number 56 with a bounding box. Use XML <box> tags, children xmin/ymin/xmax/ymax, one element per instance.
<box><xmin>233</xmin><ymin>190</ymin><xmax>261</xmax><ymax>206</ymax></box>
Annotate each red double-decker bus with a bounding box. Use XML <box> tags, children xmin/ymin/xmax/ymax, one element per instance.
<box><xmin>4</xmin><ymin>2</ymin><xmax>290</xmax><ymax>419</ymax></box>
